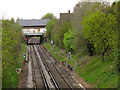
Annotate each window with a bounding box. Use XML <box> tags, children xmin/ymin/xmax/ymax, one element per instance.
<box><xmin>38</xmin><ymin>29</ymin><xmax>40</xmax><ymax>31</ymax></box>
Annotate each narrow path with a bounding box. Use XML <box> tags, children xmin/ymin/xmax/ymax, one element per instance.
<box><xmin>27</xmin><ymin>60</ymin><xmax>33</xmax><ymax>88</ymax></box>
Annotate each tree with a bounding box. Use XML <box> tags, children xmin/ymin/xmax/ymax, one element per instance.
<box><xmin>52</xmin><ymin>20</ymin><xmax>71</xmax><ymax>48</ymax></box>
<box><xmin>71</xmin><ymin>2</ymin><xmax>112</xmax><ymax>55</ymax></box>
<box><xmin>71</xmin><ymin>2</ymin><xmax>101</xmax><ymax>55</ymax></box>
<box><xmin>42</xmin><ymin>13</ymin><xmax>56</xmax><ymax>20</ymax></box>
<box><xmin>46</xmin><ymin>19</ymin><xmax>56</xmax><ymax>40</ymax></box>
<box><xmin>2</xmin><ymin>19</ymin><xmax>22</xmax><ymax>88</ymax></box>
<box><xmin>82</xmin><ymin>10</ymin><xmax>118</xmax><ymax>61</ymax></box>
<box><xmin>63</xmin><ymin>29</ymin><xmax>74</xmax><ymax>52</ymax></box>
<box><xmin>10</xmin><ymin>18</ymin><xmax>15</xmax><ymax>24</ymax></box>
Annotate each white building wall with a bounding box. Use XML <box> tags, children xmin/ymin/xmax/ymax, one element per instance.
<box><xmin>22</xmin><ymin>28</ymin><xmax>46</xmax><ymax>34</ymax></box>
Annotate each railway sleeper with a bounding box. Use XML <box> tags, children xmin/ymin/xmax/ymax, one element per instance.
<box><xmin>37</xmin><ymin>45</ymin><xmax>71</xmax><ymax>88</ymax></box>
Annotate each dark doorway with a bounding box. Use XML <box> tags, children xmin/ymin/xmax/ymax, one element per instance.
<box><xmin>25</xmin><ymin>34</ymin><xmax>44</xmax><ymax>45</ymax></box>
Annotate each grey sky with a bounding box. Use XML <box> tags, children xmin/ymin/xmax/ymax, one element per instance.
<box><xmin>0</xmin><ymin>0</ymin><xmax>116</xmax><ymax>20</ymax></box>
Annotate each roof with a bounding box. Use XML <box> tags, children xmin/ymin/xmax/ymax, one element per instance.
<box><xmin>17</xmin><ymin>19</ymin><xmax>50</xmax><ymax>26</ymax></box>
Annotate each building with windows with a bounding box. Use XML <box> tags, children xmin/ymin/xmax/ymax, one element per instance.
<box><xmin>18</xmin><ymin>19</ymin><xmax>50</xmax><ymax>34</ymax></box>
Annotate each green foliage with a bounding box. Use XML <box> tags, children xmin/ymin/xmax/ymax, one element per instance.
<box><xmin>76</xmin><ymin>52</ymin><xmax>118</xmax><ymax>88</ymax></box>
<box><xmin>2</xmin><ymin>19</ymin><xmax>23</xmax><ymax>88</ymax></box>
<box><xmin>71</xmin><ymin>32</ymin><xmax>88</xmax><ymax>56</ymax></box>
<box><xmin>42</xmin><ymin>13</ymin><xmax>56</xmax><ymax>20</ymax></box>
<box><xmin>71</xmin><ymin>2</ymin><xmax>114</xmax><ymax>56</ymax></box>
<box><xmin>71</xmin><ymin>2</ymin><xmax>97</xmax><ymax>55</ymax></box>
<box><xmin>44</xmin><ymin>42</ymin><xmax>118</xmax><ymax>88</ymax></box>
<box><xmin>63</xmin><ymin>29</ymin><xmax>74</xmax><ymax>52</ymax></box>
<box><xmin>45</xmin><ymin>2</ymin><xmax>119</xmax><ymax>88</ymax></box>
<box><xmin>82</xmin><ymin>10</ymin><xmax>118</xmax><ymax>61</ymax></box>
<box><xmin>43</xmin><ymin>42</ymin><xmax>68</xmax><ymax>62</ymax></box>
<box><xmin>46</xmin><ymin>19</ymin><xmax>56</xmax><ymax>40</ymax></box>
<box><xmin>10</xmin><ymin>18</ymin><xmax>15</xmax><ymax>24</ymax></box>
<box><xmin>52</xmin><ymin>20</ymin><xmax>72</xmax><ymax>48</ymax></box>
<box><xmin>111</xmin><ymin>2</ymin><xmax>119</xmax><ymax>17</ymax></box>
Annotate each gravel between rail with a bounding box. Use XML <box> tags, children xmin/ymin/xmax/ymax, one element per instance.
<box><xmin>18</xmin><ymin>37</ymin><xmax>84</xmax><ymax>89</ymax></box>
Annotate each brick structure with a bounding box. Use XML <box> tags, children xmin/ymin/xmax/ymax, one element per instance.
<box><xmin>59</xmin><ymin>10</ymin><xmax>73</xmax><ymax>24</ymax></box>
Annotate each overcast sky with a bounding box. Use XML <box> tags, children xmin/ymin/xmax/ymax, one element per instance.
<box><xmin>0</xmin><ymin>0</ymin><xmax>116</xmax><ymax>20</ymax></box>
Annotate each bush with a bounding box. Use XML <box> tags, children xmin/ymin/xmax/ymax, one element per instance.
<box><xmin>63</xmin><ymin>29</ymin><xmax>74</xmax><ymax>52</ymax></box>
<box><xmin>2</xmin><ymin>19</ymin><xmax>22</xmax><ymax>88</ymax></box>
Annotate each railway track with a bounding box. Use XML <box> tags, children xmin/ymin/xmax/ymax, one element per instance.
<box><xmin>36</xmin><ymin>45</ymin><xmax>72</xmax><ymax>89</ymax></box>
<box><xmin>29</xmin><ymin>44</ymin><xmax>72</xmax><ymax>89</ymax></box>
<box><xmin>30</xmin><ymin>45</ymin><xmax>45</xmax><ymax>88</ymax></box>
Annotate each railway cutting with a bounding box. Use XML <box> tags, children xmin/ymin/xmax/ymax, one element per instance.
<box><xmin>18</xmin><ymin>37</ymin><xmax>84</xmax><ymax>89</ymax></box>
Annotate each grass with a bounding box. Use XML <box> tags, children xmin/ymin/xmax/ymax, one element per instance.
<box><xmin>77</xmin><ymin>55</ymin><xmax>118</xmax><ymax>87</ymax></box>
<box><xmin>43</xmin><ymin>42</ymin><xmax>119</xmax><ymax>88</ymax></box>
<box><xmin>2</xmin><ymin>43</ymin><xmax>27</xmax><ymax>88</ymax></box>
<box><xmin>15</xmin><ymin>43</ymin><xmax>27</xmax><ymax>68</ymax></box>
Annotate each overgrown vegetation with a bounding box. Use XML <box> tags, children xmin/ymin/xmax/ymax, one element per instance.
<box><xmin>46</xmin><ymin>1</ymin><xmax>119</xmax><ymax>59</ymax></box>
<box><xmin>82</xmin><ymin>10</ymin><xmax>118</xmax><ymax>61</ymax></box>
<box><xmin>44</xmin><ymin>41</ymin><xmax>118</xmax><ymax>88</ymax></box>
<box><xmin>44</xmin><ymin>1</ymin><xmax>119</xmax><ymax>88</ymax></box>
<box><xmin>2</xmin><ymin>19</ymin><xmax>26</xmax><ymax>88</ymax></box>
<box><xmin>42</xmin><ymin>13</ymin><xmax>56</xmax><ymax>20</ymax></box>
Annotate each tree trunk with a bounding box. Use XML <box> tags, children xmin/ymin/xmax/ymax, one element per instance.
<box><xmin>102</xmin><ymin>46</ymin><xmax>109</xmax><ymax>62</ymax></box>
<box><xmin>102</xmin><ymin>51</ymin><xmax>105</xmax><ymax>62</ymax></box>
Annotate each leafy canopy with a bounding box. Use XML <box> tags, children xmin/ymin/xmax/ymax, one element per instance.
<box><xmin>42</xmin><ymin>13</ymin><xmax>56</xmax><ymax>20</ymax></box>
<box><xmin>82</xmin><ymin>10</ymin><xmax>118</xmax><ymax>53</ymax></box>
<box><xmin>46</xmin><ymin>19</ymin><xmax>56</xmax><ymax>40</ymax></box>
<box><xmin>63</xmin><ymin>29</ymin><xmax>74</xmax><ymax>52</ymax></box>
